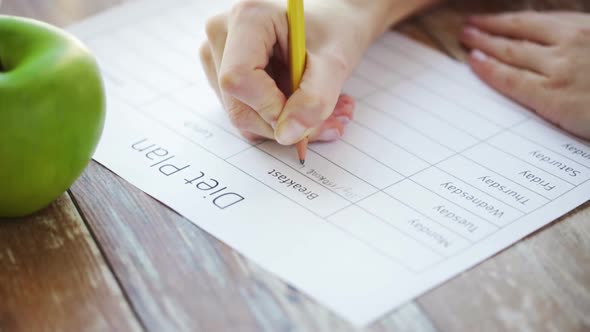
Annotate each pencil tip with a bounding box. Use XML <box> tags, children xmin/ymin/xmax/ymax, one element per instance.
<box><xmin>300</xmin><ymin>159</ymin><xmax>305</xmax><ymax>165</ymax></box>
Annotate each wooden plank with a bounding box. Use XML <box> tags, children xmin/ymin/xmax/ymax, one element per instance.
<box><xmin>418</xmin><ymin>202</ymin><xmax>590</xmax><ymax>331</ymax></box>
<box><xmin>1</xmin><ymin>1</ymin><xmax>142</xmax><ymax>332</ymax></box>
<box><xmin>0</xmin><ymin>193</ymin><xmax>142</xmax><ymax>332</ymax></box>
<box><xmin>71</xmin><ymin>161</ymin><xmax>438</xmax><ymax>331</ymax></box>
<box><xmin>1</xmin><ymin>0</ymin><xmax>74</xmax><ymax>26</ymax></box>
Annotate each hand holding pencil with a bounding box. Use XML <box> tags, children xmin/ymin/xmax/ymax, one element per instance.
<box><xmin>201</xmin><ymin>1</ymin><xmax>590</xmax><ymax>148</ymax></box>
<box><xmin>199</xmin><ymin>0</ymin><xmax>368</xmax><ymax>153</ymax></box>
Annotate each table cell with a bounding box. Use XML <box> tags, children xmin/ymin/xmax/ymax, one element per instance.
<box><xmin>355</xmin><ymin>103</ymin><xmax>453</xmax><ymax>164</ymax></box>
<box><xmin>358</xmin><ymin>193</ymin><xmax>470</xmax><ymax>256</ymax></box>
<box><xmin>164</xmin><ymin>2</ymin><xmax>228</xmax><ymax>39</ymax></box>
<box><xmin>341</xmin><ymin>122</ymin><xmax>429</xmax><ymax>177</ymax></box>
<box><xmin>464</xmin><ymin>144</ymin><xmax>574</xmax><ymax>199</ymax></box>
<box><xmin>98</xmin><ymin>60</ymin><xmax>156</xmax><ymax>106</ymax></box>
<box><xmin>115</xmin><ymin>26</ymin><xmax>198</xmax><ymax>82</ymax></box>
<box><xmin>308</xmin><ymin>140</ymin><xmax>404</xmax><ymax>190</ymax></box>
<box><xmin>511</xmin><ymin>119</ymin><xmax>590</xmax><ymax>170</ymax></box>
<box><xmin>412</xmin><ymin>168</ymin><xmax>523</xmax><ymax>226</ymax></box>
<box><xmin>388</xmin><ymin>81</ymin><xmax>500</xmax><ymax>139</ymax></box>
<box><xmin>342</xmin><ymin>75</ymin><xmax>377</xmax><ymax>100</ymax></box>
<box><xmin>365</xmin><ymin>90</ymin><xmax>478</xmax><ymax>151</ymax></box>
<box><xmin>139</xmin><ymin>15</ymin><xmax>201</xmax><ymax>59</ymax></box>
<box><xmin>229</xmin><ymin>148</ymin><xmax>350</xmax><ymax>217</ymax></box>
<box><xmin>87</xmin><ymin>36</ymin><xmax>186</xmax><ymax>94</ymax></box>
<box><xmin>143</xmin><ymin>99</ymin><xmax>251</xmax><ymax>159</ymax></box>
<box><xmin>378</xmin><ymin>33</ymin><xmax>461</xmax><ymax>74</ymax></box>
<box><xmin>168</xmin><ymin>87</ymin><xmax>245</xmax><ymax>139</ymax></box>
<box><xmin>328</xmin><ymin>205</ymin><xmax>441</xmax><ymax>272</ymax></box>
<box><xmin>488</xmin><ymin>131</ymin><xmax>590</xmax><ymax>186</ymax></box>
<box><xmin>380</xmin><ymin>32</ymin><xmax>515</xmax><ymax>111</ymax></box>
<box><xmin>386</xmin><ymin>180</ymin><xmax>497</xmax><ymax>242</ymax></box>
<box><xmin>380</xmin><ymin>32</ymin><xmax>501</xmax><ymax>104</ymax></box>
<box><xmin>353</xmin><ymin>59</ymin><xmax>404</xmax><ymax>88</ymax></box>
<box><xmin>366</xmin><ymin>44</ymin><xmax>426</xmax><ymax>77</ymax></box>
<box><xmin>67</xmin><ymin>0</ymin><xmax>173</xmax><ymax>38</ymax></box>
<box><xmin>258</xmin><ymin>142</ymin><xmax>379</xmax><ymax>202</ymax></box>
<box><xmin>438</xmin><ymin>155</ymin><xmax>548</xmax><ymax>212</ymax></box>
<box><xmin>411</xmin><ymin>72</ymin><xmax>528</xmax><ymax>127</ymax></box>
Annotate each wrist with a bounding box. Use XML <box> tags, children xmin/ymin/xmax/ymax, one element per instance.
<box><xmin>346</xmin><ymin>0</ymin><xmax>442</xmax><ymax>42</ymax></box>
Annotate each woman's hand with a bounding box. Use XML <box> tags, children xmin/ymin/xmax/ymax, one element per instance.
<box><xmin>461</xmin><ymin>11</ymin><xmax>590</xmax><ymax>140</ymax></box>
<box><xmin>200</xmin><ymin>0</ymin><xmax>377</xmax><ymax>145</ymax></box>
<box><xmin>200</xmin><ymin>0</ymin><xmax>438</xmax><ymax>145</ymax></box>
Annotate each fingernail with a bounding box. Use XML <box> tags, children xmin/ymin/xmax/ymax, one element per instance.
<box><xmin>271</xmin><ymin>120</ymin><xmax>277</xmax><ymax>129</ymax></box>
<box><xmin>471</xmin><ymin>49</ymin><xmax>488</xmax><ymax>62</ymax></box>
<box><xmin>341</xmin><ymin>95</ymin><xmax>354</xmax><ymax>106</ymax></box>
<box><xmin>276</xmin><ymin>119</ymin><xmax>307</xmax><ymax>144</ymax></box>
<box><xmin>317</xmin><ymin>128</ymin><xmax>341</xmax><ymax>142</ymax></box>
<box><xmin>337</xmin><ymin>115</ymin><xmax>351</xmax><ymax>125</ymax></box>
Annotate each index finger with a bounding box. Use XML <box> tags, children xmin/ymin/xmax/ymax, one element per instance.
<box><xmin>468</xmin><ymin>11</ymin><xmax>568</xmax><ymax>45</ymax></box>
<box><xmin>218</xmin><ymin>2</ymin><xmax>287</xmax><ymax>126</ymax></box>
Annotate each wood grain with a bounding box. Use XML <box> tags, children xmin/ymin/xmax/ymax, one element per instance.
<box><xmin>70</xmin><ymin>161</ymin><xmax>438</xmax><ymax>332</ymax></box>
<box><xmin>419</xmin><ymin>202</ymin><xmax>590</xmax><ymax>332</ymax></box>
<box><xmin>0</xmin><ymin>194</ymin><xmax>142</xmax><ymax>332</ymax></box>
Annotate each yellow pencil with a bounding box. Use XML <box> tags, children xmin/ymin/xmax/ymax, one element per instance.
<box><xmin>287</xmin><ymin>0</ymin><xmax>308</xmax><ymax>165</ymax></box>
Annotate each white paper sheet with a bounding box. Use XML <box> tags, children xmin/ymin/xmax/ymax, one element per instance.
<box><xmin>68</xmin><ymin>0</ymin><xmax>590</xmax><ymax>325</ymax></box>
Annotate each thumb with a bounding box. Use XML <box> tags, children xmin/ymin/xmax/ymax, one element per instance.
<box><xmin>274</xmin><ymin>52</ymin><xmax>350</xmax><ymax>145</ymax></box>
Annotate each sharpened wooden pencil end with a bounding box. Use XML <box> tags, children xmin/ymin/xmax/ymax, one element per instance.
<box><xmin>296</xmin><ymin>136</ymin><xmax>308</xmax><ymax>165</ymax></box>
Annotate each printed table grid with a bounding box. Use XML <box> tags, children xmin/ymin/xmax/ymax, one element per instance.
<box><xmin>76</xmin><ymin>1</ymin><xmax>590</xmax><ymax>275</ymax></box>
<box><xmin>113</xmin><ymin>88</ymin><xmax>590</xmax><ymax>274</ymax></box>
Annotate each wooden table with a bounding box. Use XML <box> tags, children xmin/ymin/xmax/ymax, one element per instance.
<box><xmin>2</xmin><ymin>1</ymin><xmax>589</xmax><ymax>331</ymax></box>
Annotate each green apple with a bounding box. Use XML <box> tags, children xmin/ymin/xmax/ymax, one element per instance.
<box><xmin>0</xmin><ymin>15</ymin><xmax>105</xmax><ymax>217</ymax></box>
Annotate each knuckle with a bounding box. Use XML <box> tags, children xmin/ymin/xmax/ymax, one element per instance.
<box><xmin>302</xmin><ymin>92</ymin><xmax>328</xmax><ymax>112</ymax></box>
<box><xmin>562</xmin><ymin>27</ymin><xmax>589</xmax><ymax>45</ymax></box>
<box><xmin>205</xmin><ymin>14</ymin><xmax>226</xmax><ymax>39</ymax></box>
<box><xmin>231</xmin><ymin>0</ymin><xmax>266</xmax><ymax>17</ymax></box>
<box><xmin>537</xmin><ymin>98</ymin><xmax>563</xmax><ymax>124</ymax></box>
<box><xmin>543</xmin><ymin>75</ymin><xmax>572</xmax><ymax>90</ymax></box>
<box><xmin>550</xmin><ymin>44</ymin><xmax>570</xmax><ymax>61</ymax></box>
<box><xmin>506</xmin><ymin>13</ymin><xmax>524</xmax><ymax>27</ymax></box>
<box><xmin>571</xmin><ymin>27</ymin><xmax>590</xmax><ymax>42</ymax></box>
<box><xmin>483</xmin><ymin>64</ymin><xmax>517</xmax><ymax>92</ymax></box>
<box><xmin>548</xmin><ymin>56</ymin><xmax>571</xmax><ymax>77</ymax></box>
<box><xmin>520</xmin><ymin>10</ymin><xmax>540</xmax><ymax>21</ymax></box>
<box><xmin>240</xmin><ymin>131</ymin><xmax>264</xmax><ymax>143</ymax></box>
<box><xmin>323</xmin><ymin>50</ymin><xmax>350</xmax><ymax>75</ymax></box>
<box><xmin>509</xmin><ymin>15</ymin><xmax>522</xmax><ymax>27</ymax></box>
<box><xmin>227</xmin><ymin>105</ymin><xmax>249</xmax><ymax>128</ymax></box>
<box><xmin>199</xmin><ymin>43</ymin><xmax>212</xmax><ymax>63</ymax></box>
<box><xmin>257</xmin><ymin>98</ymin><xmax>281</xmax><ymax>121</ymax></box>
<box><xmin>506</xmin><ymin>10</ymin><xmax>536</xmax><ymax>27</ymax></box>
<box><xmin>500</xmin><ymin>73</ymin><xmax>517</xmax><ymax>91</ymax></box>
<box><xmin>502</xmin><ymin>44</ymin><xmax>516</xmax><ymax>60</ymax></box>
<box><xmin>579</xmin><ymin>27</ymin><xmax>590</xmax><ymax>38</ymax></box>
<box><xmin>474</xmin><ymin>58</ymin><xmax>495</xmax><ymax>80</ymax></box>
<box><xmin>219</xmin><ymin>66</ymin><xmax>249</xmax><ymax>93</ymax></box>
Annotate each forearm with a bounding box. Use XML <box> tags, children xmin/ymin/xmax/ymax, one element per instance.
<box><xmin>306</xmin><ymin>0</ymin><xmax>441</xmax><ymax>51</ymax></box>
<box><xmin>359</xmin><ymin>0</ymin><xmax>443</xmax><ymax>41</ymax></box>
